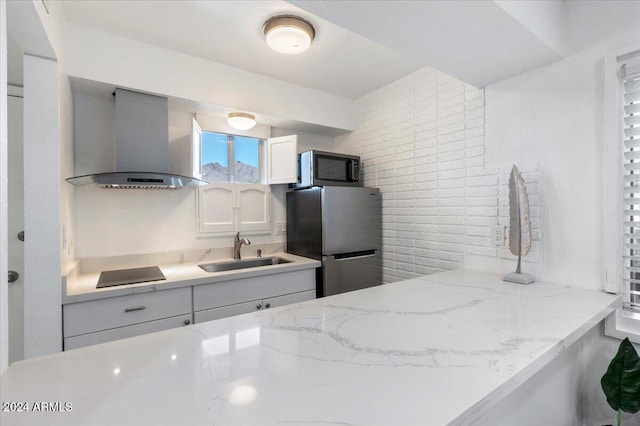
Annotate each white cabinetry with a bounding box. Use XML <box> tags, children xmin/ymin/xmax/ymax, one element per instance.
<box><xmin>64</xmin><ymin>315</ymin><xmax>193</xmax><ymax>350</ymax></box>
<box><xmin>266</xmin><ymin>135</ymin><xmax>298</xmax><ymax>184</ymax></box>
<box><xmin>63</xmin><ymin>287</ymin><xmax>192</xmax><ymax>350</ymax></box>
<box><xmin>193</xmin><ymin>269</ymin><xmax>315</xmax><ymax>324</ymax></box>
<box><xmin>197</xmin><ymin>183</ymin><xmax>270</xmax><ymax>234</ymax></box>
<box><xmin>197</xmin><ymin>183</ymin><xmax>235</xmax><ymax>233</ymax></box>
<box><xmin>195</xmin><ymin>290</ymin><xmax>315</xmax><ymax>323</ymax></box>
<box><xmin>63</xmin><ymin>266</ymin><xmax>317</xmax><ymax>350</ymax></box>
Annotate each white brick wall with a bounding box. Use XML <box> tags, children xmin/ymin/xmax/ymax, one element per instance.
<box><xmin>335</xmin><ymin>67</ymin><xmax>540</xmax><ymax>283</ymax></box>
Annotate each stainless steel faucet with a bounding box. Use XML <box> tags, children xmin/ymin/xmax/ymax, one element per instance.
<box><xmin>233</xmin><ymin>232</ymin><xmax>251</xmax><ymax>260</ymax></box>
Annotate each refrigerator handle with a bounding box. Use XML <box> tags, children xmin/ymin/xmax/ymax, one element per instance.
<box><xmin>331</xmin><ymin>249</ymin><xmax>377</xmax><ymax>261</ymax></box>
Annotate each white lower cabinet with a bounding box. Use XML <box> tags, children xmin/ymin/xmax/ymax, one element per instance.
<box><xmin>193</xmin><ymin>269</ymin><xmax>315</xmax><ymax>324</ymax></box>
<box><xmin>63</xmin><ymin>287</ymin><xmax>192</xmax><ymax>351</ymax></box>
<box><xmin>264</xmin><ymin>290</ymin><xmax>316</xmax><ymax>309</ymax></box>
<box><xmin>64</xmin><ymin>314</ymin><xmax>193</xmax><ymax>350</ymax></box>
<box><xmin>195</xmin><ymin>290</ymin><xmax>315</xmax><ymax>323</ymax></box>
<box><xmin>63</xmin><ymin>268</ymin><xmax>317</xmax><ymax>349</ymax></box>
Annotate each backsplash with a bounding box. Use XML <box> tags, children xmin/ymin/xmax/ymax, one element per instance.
<box><xmin>73</xmin><ymin>178</ymin><xmax>287</xmax><ymax>258</ymax></box>
<box><xmin>72</xmin><ymin>243</ymin><xmax>285</xmax><ymax>275</ymax></box>
<box><xmin>336</xmin><ymin>66</ymin><xmax>540</xmax><ymax>283</ymax></box>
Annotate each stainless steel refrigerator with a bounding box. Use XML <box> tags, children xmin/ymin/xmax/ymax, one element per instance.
<box><xmin>286</xmin><ymin>186</ymin><xmax>382</xmax><ymax>297</ymax></box>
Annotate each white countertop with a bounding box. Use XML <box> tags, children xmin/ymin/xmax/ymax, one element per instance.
<box><xmin>2</xmin><ymin>270</ymin><xmax>619</xmax><ymax>425</ymax></box>
<box><xmin>63</xmin><ymin>252</ymin><xmax>320</xmax><ymax>304</ymax></box>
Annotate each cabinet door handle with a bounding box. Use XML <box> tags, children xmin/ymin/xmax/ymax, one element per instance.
<box><xmin>124</xmin><ymin>306</ymin><xmax>146</xmax><ymax>313</ymax></box>
<box><xmin>256</xmin><ymin>304</ymin><xmax>262</xmax><ymax>310</ymax></box>
<box><xmin>183</xmin><ymin>319</ymin><xmax>191</xmax><ymax>325</ymax></box>
<box><xmin>265</xmin><ymin>303</ymin><xmax>271</xmax><ymax>309</ymax></box>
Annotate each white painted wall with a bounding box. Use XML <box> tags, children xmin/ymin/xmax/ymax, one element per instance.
<box><xmin>64</xmin><ymin>23</ymin><xmax>355</xmax><ymax>134</ymax></box>
<box><xmin>18</xmin><ymin>0</ymin><xmax>75</xmax><ymax>359</ymax></box>
<box><xmin>332</xmin><ymin>1</ymin><xmax>640</xmax><ymax>290</ymax></box>
<box><xmin>7</xmin><ymin>95</ymin><xmax>24</xmax><ymax>364</ymax></box>
<box><xmin>23</xmin><ymin>55</ymin><xmax>62</xmax><ymax>357</ymax></box>
<box><xmin>72</xmin><ymin>93</ymin><xmax>290</xmax><ymax>258</ymax></box>
<box><xmin>335</xmin><ymin>66</ymin><xmax>540</xmax><ymax>283</ymax></box>
<box><xmin>271</xmin><ymin>127</ymin><xmax>335</xmax><ymax>153</ymax></box>
<box><xmin>0</xmin><ymin>0</ymin><xmax>9</xmax><ymax>375</ymax></box>
<box><xmin>484</xmin><ymin>29</ymin><xmax>639</xmax><ymax>290</ymax></box>
<box><xmin>74</xmin><ymin>181</ymin><xmax>287</xmax><ymax>258</ymax></box>
<box><xmin>565</xmin><ymin>0</ymin><xmax>640</xmax><ymax>55</ymax></box>
<box><xmin>59</xmin><ymin>73</ymin><xmax>75</xmax><ymax>271</ymax></box>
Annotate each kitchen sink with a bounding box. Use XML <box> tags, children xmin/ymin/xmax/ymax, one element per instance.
<box><xmin>198</xmin><ymin>257</ymin><xmax>292</xmax><ymax>273</ymax></box>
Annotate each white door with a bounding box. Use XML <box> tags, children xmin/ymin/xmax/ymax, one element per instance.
<box><xmin>7</xmin><ymin>92</ymin><xmax>24</xmax><ymax>363</ymax></box>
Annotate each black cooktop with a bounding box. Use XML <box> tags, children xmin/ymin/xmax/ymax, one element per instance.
<box><xmin>96</xmin><ymin>266</ymin><xmax>166</xmax><ymax>289</ymax></box>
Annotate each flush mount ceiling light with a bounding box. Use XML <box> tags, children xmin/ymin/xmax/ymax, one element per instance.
<box><xmin>263</xmin><ymin>15</ymin><xmax>315</xmax><ymax>55</ymax></box>
<box><xmin>227</xmin><ymin>112</ymin><xmax>257</xmax><ymax>130</ymax></box>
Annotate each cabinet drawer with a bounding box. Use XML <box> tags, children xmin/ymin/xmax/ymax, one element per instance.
<box><xmin>195</xmin><ymin>300</ymin><xmax>260</xmax><ymax>324</ymax></box>
<box><xmin>64</xmin><ymin>314</ymin><xmax>193</xmax><ymax>351</ymax></box>
<box><xmin>265</xmin><ymin>290</ymin><xmax>315</xmax><ymax>308</ymax></box>
<box><xmin>63</xmin><ymin>287</ymin><xmax>192</xmax><ymax>337</ymax></box>
<box><xmin>194</xmin><ymin>290</ymin><xmax>316</xmax><ymax>324</ymax></box>
<box><xmin>193</xmin><ymin>269</ymin><xmax>315</xmax><ymax>311</ymax></box>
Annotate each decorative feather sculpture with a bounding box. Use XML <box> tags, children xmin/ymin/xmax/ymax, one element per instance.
<box><xmin>504</xmin><ymin>165</ymin><xmax>535</xmax><ymax>284</ymax></box>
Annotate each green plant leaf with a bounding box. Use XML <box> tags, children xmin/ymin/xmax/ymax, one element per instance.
<box><xmin>601</xmin><ymin>338</ymin><xmax>640</xmax><ymax>414</ymax></box>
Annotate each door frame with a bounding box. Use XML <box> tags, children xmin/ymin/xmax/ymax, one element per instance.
<box><xmin>2</xmin><ymin>0</ymin><xmax>64</xmax><ymax>372</ymax></box>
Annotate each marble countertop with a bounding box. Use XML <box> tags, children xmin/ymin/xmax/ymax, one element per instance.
<box><xmin>63</xmin><ymin>252</ymin><xmax>320</xmax><ymax>304</ymax></box>
<box><xmin>2</xmin><ymin>270</ymin><xmax>620</xmax><ymax>425</ymax></box>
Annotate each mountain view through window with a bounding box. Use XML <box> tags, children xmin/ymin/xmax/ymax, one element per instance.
<box><xmin>201</xmin><ymin>132</ymin><xmax>261</xmax><ymax>183</ymax></box>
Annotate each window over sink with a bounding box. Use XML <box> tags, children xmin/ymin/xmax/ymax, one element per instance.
<box><xmin>191</xmin><ymin>117</ymin><xmax>298</xmax><ymax>186</ymax></box>
<box><xmin>190</xmin><ymin>116</ymin><xmax>298</xmax><ymax>236</ymax></box>
<box><xmin>199</xmin><ymin>130</ymin><xmax>264</xmax><ymax>184</ymax></box>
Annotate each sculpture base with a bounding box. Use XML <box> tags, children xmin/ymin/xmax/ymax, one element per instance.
<box><xmin>503</xmin><ymin>272</ymin><xmax>535</xmax><ymax>285</ymax></box>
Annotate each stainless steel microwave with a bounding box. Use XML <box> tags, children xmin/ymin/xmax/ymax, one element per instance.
<box><xmin>293</xmin><ymin>150</ymin><xmax>361</xmax><ymax>188</ymax></box>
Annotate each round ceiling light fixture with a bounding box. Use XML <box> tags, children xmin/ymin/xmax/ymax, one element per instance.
<box><xmin>263</xmin><ymin>15</ymin><xmax>315</xmax><ymax>55</ymax></box>
<box><xmin>227</xmin><ymin>112</ymin><xmax>257</xmax><ymax>130</ymax></box>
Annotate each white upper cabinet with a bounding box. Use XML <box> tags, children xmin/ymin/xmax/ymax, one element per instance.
<box><xmin>197</xmin><ymin>183</ymin><xmax>270</xmax><ymax>235</ymax></box>
<box><xmin>266</xmin><ymin>135</ymin><xmax>298</xmax><ymax>184</ymax></box>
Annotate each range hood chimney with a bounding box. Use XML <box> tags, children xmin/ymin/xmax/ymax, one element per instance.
<box><xmin>66</xmin><ymin>89</ymin><xmax>205</xmax><ymax>189</ymax></box>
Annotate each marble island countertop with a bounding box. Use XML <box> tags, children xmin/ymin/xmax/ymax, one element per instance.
<box><xmin>3</xmin><ymin>270</ymin><xmax>620</xmax><ymax>425</ymax></box>
<box><xmin>62</xmin><ymin>251</ymin><xmax>321</xmax><ymax>304</ymax></box>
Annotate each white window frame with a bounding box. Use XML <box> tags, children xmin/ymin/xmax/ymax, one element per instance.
<box><xmin>604</xmin><ymin>48</ymin><xmax>640</xmax><ymax>344</ymax></box>
<box><xmin>198</xmin><ymin>130</ymin><xmax>265</xmax><ymax>184</ymax></box>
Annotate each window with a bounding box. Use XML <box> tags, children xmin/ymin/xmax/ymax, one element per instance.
<box><xmin>605</xmin><ymin>49</ymin><xmax>640</xmax><ymax>343</ymax></box>
<box><xmin>199</xmin><ymin>131</ymin><xmax>263</xmax><ymax>184</ymax></box>
<box><xmin>621</xmin><ymin>51</ymin><xmax>640</xmax><ymax>314</ymax></box>
<box><xmin>201</xmin><ymin>131</ymin><xmax>263</xmax><ymax>184</ymax></box>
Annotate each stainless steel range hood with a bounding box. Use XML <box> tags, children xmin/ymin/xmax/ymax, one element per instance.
<box><xmin>66</xmin><ymin>89</ymin><xmax>205</xmax><ymax>189</ymax></box>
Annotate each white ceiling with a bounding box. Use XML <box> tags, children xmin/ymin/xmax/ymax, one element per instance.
<box><xmin>61</xmin><ymin>0</ymin><xmax>423</xmax><ymax>100</ymax></box>
<box><xmin>19</xmin><ymin>0</ymin><xmax>639</xmax><ymax>107</ymax></box>
<box><xmin>290</xmin><ymin>0</ymin><xmax>566</xmax><ymax>88</ymax></box>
